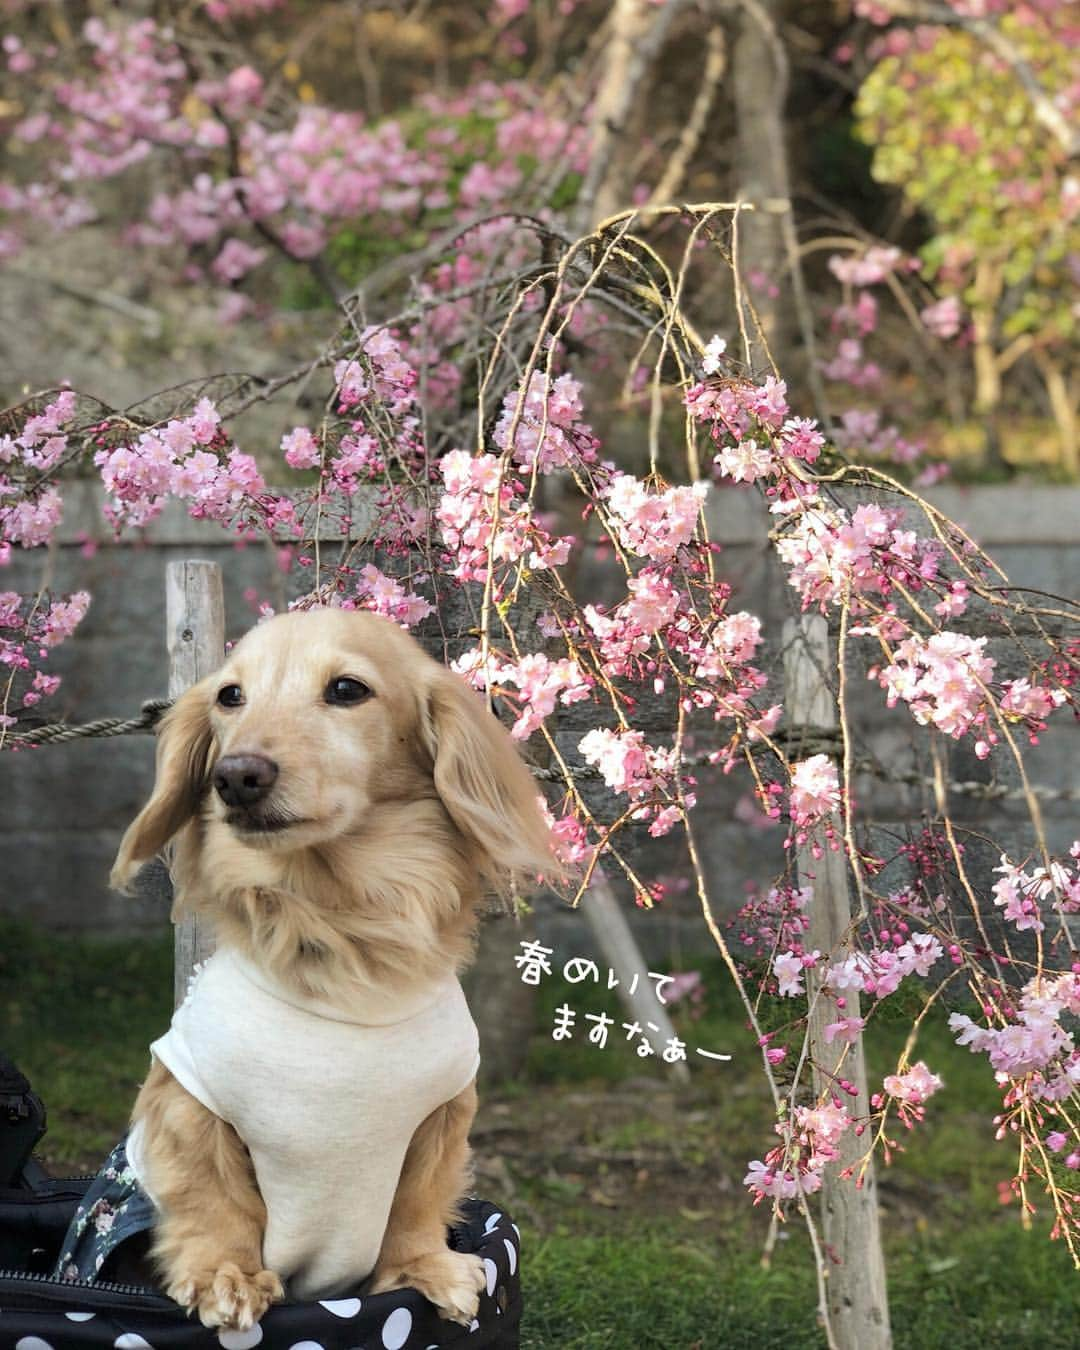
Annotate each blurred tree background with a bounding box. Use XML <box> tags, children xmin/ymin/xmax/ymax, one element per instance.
<box><xmin>1</xmin><ymin>0</ymin><xmax>1076</xmax><ymax>483</ymax></box>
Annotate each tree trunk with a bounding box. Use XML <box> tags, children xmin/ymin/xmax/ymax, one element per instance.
<box><xmin>1032</xmin><ymin>348</ymin><xmax>1079</xmax><ymax>479</ymax></box>
<box><xmin>783</xmin><ymin>616</ymin><xmax>892</xmax><ymax>1350</ymax></box>
<box><xmin>970</xmin><ymin>260</ymin><xmax>1010</xmax><ymax>475</ymax></box>
<box><xmin>731</xmin><ymin>0</ymin><xmax>794</xmax><ymax>375</ymax></box>
<box><xmin>576</xmin><ymin>0</ymin><xmax>688</xmax><ymax>230</ymax></box>
<box><xmin>166</xmin><ymin>560</ymin><xmax>225</xmax><ymax>1009</ymax></box>
<box><xmin>461</xmin><ymin>906</ymin><xmax>539</xmax><ymax>1084</ymax></box>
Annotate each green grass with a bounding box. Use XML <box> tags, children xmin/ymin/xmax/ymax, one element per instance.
<box><xmin>0</xmin><ymin>917</ymin><xmax>173</xmax><ymax>1167</ymax></box>
<box><xmin>519</xmin><ymin>955</ymin><xmax>1078</xmax><ymax>1345</ymax></box>
<box><xmin>2</xmin><ymin>921</ymin><xmax>1077</xmax><ymax>1346</ymax></box>
<box><xmin>528</xmin><ymin>953</ymin><xmax>1018</xmax><ymax>1212</ymax></box>
<box><xmin>886</xmin><ymin>1221</ymin><xmax>1080</xmax><ymax>1348</ymax></box>
<box><xmin>521</xmin><ymin>1231</ymin><xmax>820</xmax><ymax>1350</ymax></box>
<box><xmin>520</xmin><ymin>1220</ymin><xmax>1079</xmax><ymax>1350</ymax></box>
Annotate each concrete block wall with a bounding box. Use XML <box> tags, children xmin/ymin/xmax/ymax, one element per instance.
<box><xmin>2</xmin><ymin>484</ymin><xmax>1077</xmax><ymax>972</ymax></box>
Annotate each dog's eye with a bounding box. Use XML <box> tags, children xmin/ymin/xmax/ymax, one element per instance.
<box><xmin>325</xmin><ymin>677</ymin><xmax>373</xmax><ymax>706</ymax></box>
<box><xmin>217</xmin><ymin>684</ymin><xmax>244</xmax><ymax>708</ymax></box>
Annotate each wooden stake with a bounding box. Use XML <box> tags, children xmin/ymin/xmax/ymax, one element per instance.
<box><xmin>166</xmin><ymin>560</ymin><xmax>225</xmax><ymax>1009</ymax></box>
<box><xmin>783</xmin><ymin>615</ymin><xmax>892</xmax><ymax>1350</ymax></box>
<box><xmin>580</xmin><ymin>878</ymin><xmax>691</xmax><ymax>1083</ymax></box>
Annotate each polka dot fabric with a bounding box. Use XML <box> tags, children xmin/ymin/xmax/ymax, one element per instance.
<box><xmin>0</xmin><ymin>1197</ymin><xmax>521</xmax><ymax>1349</ymax></box>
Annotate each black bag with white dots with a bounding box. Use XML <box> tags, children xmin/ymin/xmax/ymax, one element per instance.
<box><xmin>0</xmin><ymin>1055</ymin><xmax>522</xmax><ymax>1350</ymax></box>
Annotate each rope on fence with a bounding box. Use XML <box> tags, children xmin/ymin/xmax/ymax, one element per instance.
<box><xmin>3</xmin><ymin>700</ymin><xmax>1077</xmax><ymax>803</ymax></box>
<box><xmin>3</xmin><ymin>698</ymin><xmax>172</xmax><ymax>748</ymax></box>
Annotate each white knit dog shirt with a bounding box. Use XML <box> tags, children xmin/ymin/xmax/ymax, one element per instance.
<box><xmin>127</xmin><ymin>945</ymin><xmax>481</xmax><ymax>1298</ymax></box>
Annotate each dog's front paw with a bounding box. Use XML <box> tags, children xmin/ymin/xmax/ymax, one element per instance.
<box><xmin>372</xmin><ymin>1250</ymin><xmax>486</xmax><ymax>1326</ymax></box>
<box><xmin>168</xmin><ymin>1262</ymin><xmax>284</xmax><ymax>1330</ymax></box>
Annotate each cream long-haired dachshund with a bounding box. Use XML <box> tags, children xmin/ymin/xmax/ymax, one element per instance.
<box><xmin>111</xmin><ymin>607</ymin><xmax>554</xmax><ymax>1331</ymax></box>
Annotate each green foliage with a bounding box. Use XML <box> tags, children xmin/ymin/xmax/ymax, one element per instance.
<box><xmin>884</xmin><ymin>1220</ymin><xmax>1080</xmax><ymax>1348</ymax></box>
<box><xmin>549</xmin><ymin>170</ymin><xmax>583</xmax><ymax>215</ymax></box>
<box><xmin>855</xmin><ymin>17</ymin><xmax>1078</xmax><ymax>347</ymax></box>
<box><xmin>326</xmin><ymin>222</ymin><xmax>432</xmax><ymax>290</ymax></box>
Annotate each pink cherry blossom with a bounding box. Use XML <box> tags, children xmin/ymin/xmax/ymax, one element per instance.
<box><xmin>40</xmin><ymin>591</ymin><xmax>91</xmax><ymax>649</ymax></box>
<box><xmin>789</xmin><ymin>754</ymin><xmax>840</xmax><ymax>826</ymax></box>
<box><xmin>774</xmin><ymin>951</ymin><xmax>806</xmax><ymax>998</ymax></box>
<box><xmin>780</xmin><ymin>418</ymin><xmax>825</xmax><ymax>465</ymax></box>
<box><xmin>824</xmin><ymin>1017</ymin><xmax>866</xmax><ymax>1045</ymax></box>
<box><xmin>352</xmin><ymin>564</ymin><xmax>433</xmax><ymax>629</ymax></box>
<box><xmin>883</xmin><ymin>1061</ymin><xmax>943</xmax><ymax>1106</ymax></box>
<box><xmin>624</xmin><ymin>571</ymin><xmax>679</xmax><ymax>633</ymax></box>
<box><xmin>496</xmin><ymin>652</ymin><xmax>592</xmax><ymax>740</ymax></box>
<box><xmin>714</xmin><ymin>437</ymin><xmax>777</xmax><ymax>483</ymax></box>
<box><xmin>211</xmin><ymin>237</ymin><xmax>267</xmax><ymax>283</ymax></box>
<box><xmin>605</xmin><ymin>474</ymin><xmax>707</xmax><ymax>562</ymax></box>
<box><xmin>281</xmin><ymin>427</ymin><xmax>321</xmax><ymax>470</ymax></box>
<box><xmin>921</xmin><ymin>296</ymin><xmax>963</xmax><ymax>339</ymax></box>
<box><xmin>701</xmin><ymin>335</ymin><xmax>727</xmax><ymax>374</ymax></box>
<box><xmin>828</xmin><ymin>246</ymin><xmax>902</xmax><ymax>287</ymax></box>
<box><xmin>878</xmin><ymin>631</ymin><xmax>996</xmax><ymax>743</ymax></box>
<box><xmin>577</xmin><ymin>726</ymin><xmax>677</xmax><ymax>803</ymax></box>
<box><xmin>538</xmin><ymin>799</ymin><xmax>589</xmax><ymax>867</ymax></box>
<box><xmin>492</xmin><ymin>371</ymin><xmax>598</xmax><ymax>474</ymax></box>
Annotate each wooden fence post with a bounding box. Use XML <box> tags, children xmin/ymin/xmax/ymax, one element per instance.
<box><xmin>580</xmin><ymin>879</ymin><xmax>691</xmax><ymax>1083</ymax></box>
<box><xmin>167</xmin><ymin>560</ymin><xmax>225</xmax><ymax>1009</ymax></box>
<box><xmin>783</xmin><ymin>615</ymin><xmax>892</xmax><ymax>1350</ymax></box>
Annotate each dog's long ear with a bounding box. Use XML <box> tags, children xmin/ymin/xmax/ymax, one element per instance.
<box><xmin>422</xmin><ymin>668</ymin><xmax>556</xmax><ymax>889</ymax></box>
<box><xmin>111</xmin><ymin>676</ymin><xmax>217</xmax><ymax>892</ymax></box>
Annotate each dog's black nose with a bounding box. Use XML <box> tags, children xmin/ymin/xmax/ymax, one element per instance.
<box><xmin>213</xmin><ymin>754</ymin><xmax>279</xmax><ymax>807</ymax></box>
